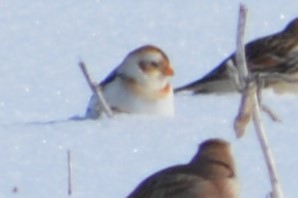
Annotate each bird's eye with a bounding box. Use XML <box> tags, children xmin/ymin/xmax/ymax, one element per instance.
<box><xmin>151</xmin><ymin>61</ymin><xmax>159</xmax><ymax>68</ymax></box>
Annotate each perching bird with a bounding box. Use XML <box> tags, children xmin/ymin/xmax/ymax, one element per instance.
<box><xmin>128</xmin><ymin>138</ymin><xmax>239</xmax><ymax>198</ymax></box>
<box><xmin>175</xmin><ymin>17</ymin><xmax>298</xmax><ymax>95</ymax></box>
<box><xmin>85</xmin><ymin>45</ymin><xmax>175</xmax><ymax>119</ymax></box>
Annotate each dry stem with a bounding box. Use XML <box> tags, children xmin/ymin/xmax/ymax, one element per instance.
<box><xmin>79</xmin><ymin>61</ymin><xmax>113</xmax><ymax>118</ymax></box>
<box><xmin>233</xmin><ymin>4</ymin><xmax>284</xmax><ymax>197</ymax></box>
<box><xmin>67</xmin><ymin>150</ymin><xmax>72</xmax><ymax>196</ymax></box>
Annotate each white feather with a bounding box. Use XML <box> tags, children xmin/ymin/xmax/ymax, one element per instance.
<box><xmin>85</xmin><ymin>45</ymin><xmax>174</xmax><ymax>119</ymax></box>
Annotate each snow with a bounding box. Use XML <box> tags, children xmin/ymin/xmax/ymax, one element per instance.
<box><xmin>0</xmin><ymin>0</ymin><xmax>298</xmax><ymax>197</ymax></box>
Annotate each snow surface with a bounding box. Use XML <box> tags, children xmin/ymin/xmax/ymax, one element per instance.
<box><xmin>1</xmin><ymin>0</ymin><xmax>298</xmax><ymax>197</ymax></box>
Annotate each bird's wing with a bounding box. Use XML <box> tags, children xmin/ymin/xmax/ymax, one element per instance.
<box><xmin>245</xmin><ymin>33</ymin><xmax>298</xmax><ymax>73</ymax></box>
<box><xmin>99</xmin><ymin>66</ymin><xmax>120</xmax><ymax>87</ymax></box>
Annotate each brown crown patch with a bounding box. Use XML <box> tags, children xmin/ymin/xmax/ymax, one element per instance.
<box><xmin>129</xmin><ymin>45</ymin><xmax>170</xmax><ymax>63</ymax></box>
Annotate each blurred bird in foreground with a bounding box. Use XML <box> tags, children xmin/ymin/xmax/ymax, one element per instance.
<box><xmin>175</xmin><ymin>17</ymin><xmax>298</xmax><ymax>95</ymax></box>
<box><xmin>85</xmin><ymin>45</ymin><xmax>175</xmax><ymax>119</ymax></box>
<box><xmin>128</xmin><ymin>138</ymin><xmax>239</xmax><ymax>198</ymax></box>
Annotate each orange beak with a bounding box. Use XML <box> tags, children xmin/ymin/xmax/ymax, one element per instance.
<box><xmin>163</xmin><ymin>65</ymin><xmax>174</xmax><ymax>76</ymax></box>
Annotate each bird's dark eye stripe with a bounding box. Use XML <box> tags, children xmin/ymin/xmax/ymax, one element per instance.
<box><xmin>139</xmin><ymin>61</ymin><xmax>161</xmax><ymax>68</ymax></box>
<box><xmin>151</xmin><ymin>61</ymin><xmax>159</xmax><ymax>67</ymax></box>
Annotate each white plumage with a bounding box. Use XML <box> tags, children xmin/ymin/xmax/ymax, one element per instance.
<box><xmin>85</xmin><ymin>45</ymin><xmax>175</xmax><ymax>119</ymax></box>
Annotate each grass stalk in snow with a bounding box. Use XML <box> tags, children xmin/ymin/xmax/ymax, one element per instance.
<box><xmin>67</xmin><ymin>150</ymin><xmax>72</xmax><ymax>196</ymax></box>
<box><xmin>233</xmin><ymin>4</ymin><xmax>284</xmax><ymax>198</ymax></box>
<box><xmin>79</xmin><ymin>61</ymin><xmax>113</xmax><ymax>118</ymax></box>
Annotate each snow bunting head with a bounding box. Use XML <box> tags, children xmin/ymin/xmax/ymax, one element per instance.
<box><xmin>85</xmin><ymin>45</ymin><xmax>175</xmax><ymax>119</ymax></box>
<box><xmin>128</xmin><ymin>138</ymin><xmax>239</xmax><ymax>198</ymax></box>
<box><xmin>118</xmin><ymin>45</ymin><xmax>174</xmax><ymax>90</ymax></box>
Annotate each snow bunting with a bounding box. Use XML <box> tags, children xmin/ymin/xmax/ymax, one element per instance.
<box><xmin>128</xmin><ymin>138</ymin><xmax>239</xmax><ymax>198</ymax></box>
<box><xmin>85</xmin><ymin>45</ymin><xmax>175</xmax><ymax>119</ymax></box>
<box><xmin>175</xmin><ymin>17</ymin><xmax>298</xmax><ymax>94</ymax></box>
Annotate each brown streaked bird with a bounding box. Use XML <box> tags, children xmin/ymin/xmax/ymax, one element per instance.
<box><xmin>127</xmin><ymin>138</ymin><xmax>239</xmax><ymax>198</ymax></box>
<box><xmin>175</xmin><ymin>17</ymin><xmax>298</xmax><ymax>95</ymax></box>
<box><xmin>85</xmin><ymin>45</ymin><xmax>175</xmax><ymax>119</ymax></box>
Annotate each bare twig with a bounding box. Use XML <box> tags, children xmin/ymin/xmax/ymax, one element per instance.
<box><xmin>227</xmin><ymin>60</ymin><xmax>242</xmax><ymax>91</ymax></box>
<box><xmin>254</xmin><ymin>80</ymin><xmax>281</xmax><ymax>122</ymax></box>
<box><xmin>235</xmin><ymin>4</ymin><xmax>249</xmax><ymax>85</ymax></box>
<box><xmin>233</xmin><ymin>4</ymin><xmax>253</xmax><ymax>137</ymax></box>
<box><xmin>234</xmin><ymin>81</ymin><xmax>255</xmax><ymax>138</ymax></box>
<box><xmin>233</xmin><ymin>4</ymin><xmax>284</xmax><ymax>197</ymax></box>
<box><xmin>251</xmin><ymin>102</ymin><xmax>284</xmax><ymax>198</ymax></box>
<box><xmin>67</xmin><ymin>150</ymin><xmax>72</xmax><ymax>196</ymax></box>
<box><xmin>79</xmin><ymin>61</ymin><xmax>113</xmax><ymax>118</ymax></box>
<box><xmin>261</xmin><ymin>105</ymin><xmax>281</xmax><ymax>122</ymax></box>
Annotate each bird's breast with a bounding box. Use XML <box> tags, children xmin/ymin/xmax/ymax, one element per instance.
<box><xmin>102</xmin><ymin>78</ymin><xmax>174</xmax><ymax>116</ymax></box>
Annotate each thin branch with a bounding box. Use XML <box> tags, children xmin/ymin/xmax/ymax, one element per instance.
<box><xmin>251</xmin><ymin>100</ymin><xmax>284</xmax><ymax>198</ymax></box>
<box><xmin>233</xmin><ymin>4</ymin><xmax>253</xmax><ymax>137</ymax></box>
<box><xmin>234</xmin><ymin>81</ymin><xmax>255</xmax><ymax>138</ymax></box>
<box><xmin>261</xmin><ymin>105</ymin><xmax>281</xmax><ymax>122</ymax></box>
<box><xmin>67</xmin><ymin>150</ymin><xmax>72</xmax><ymax>196</ymax></box>
<box><xmin>226</xmin><ymin>60</ymin><xmax>242</xmax><ymax>91</ymax></box>
<box><xmin>233</xmin><ymin>4</ymin><xmax>284</xmax><ymax>198</ymax></box>
<box><xmin>79</xmin><ymin>61</ymin><xmax>113</xmax><ymax>118</ymax></box>
<box><xmin>235</xmin><ymin>4</ymin><xmax>249</xmax><ymax>85</ymax></box>
<box><xmin>255</xmin><ymin>79</ymin><xmax>281</xmax><ymax>122</ymax></box>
